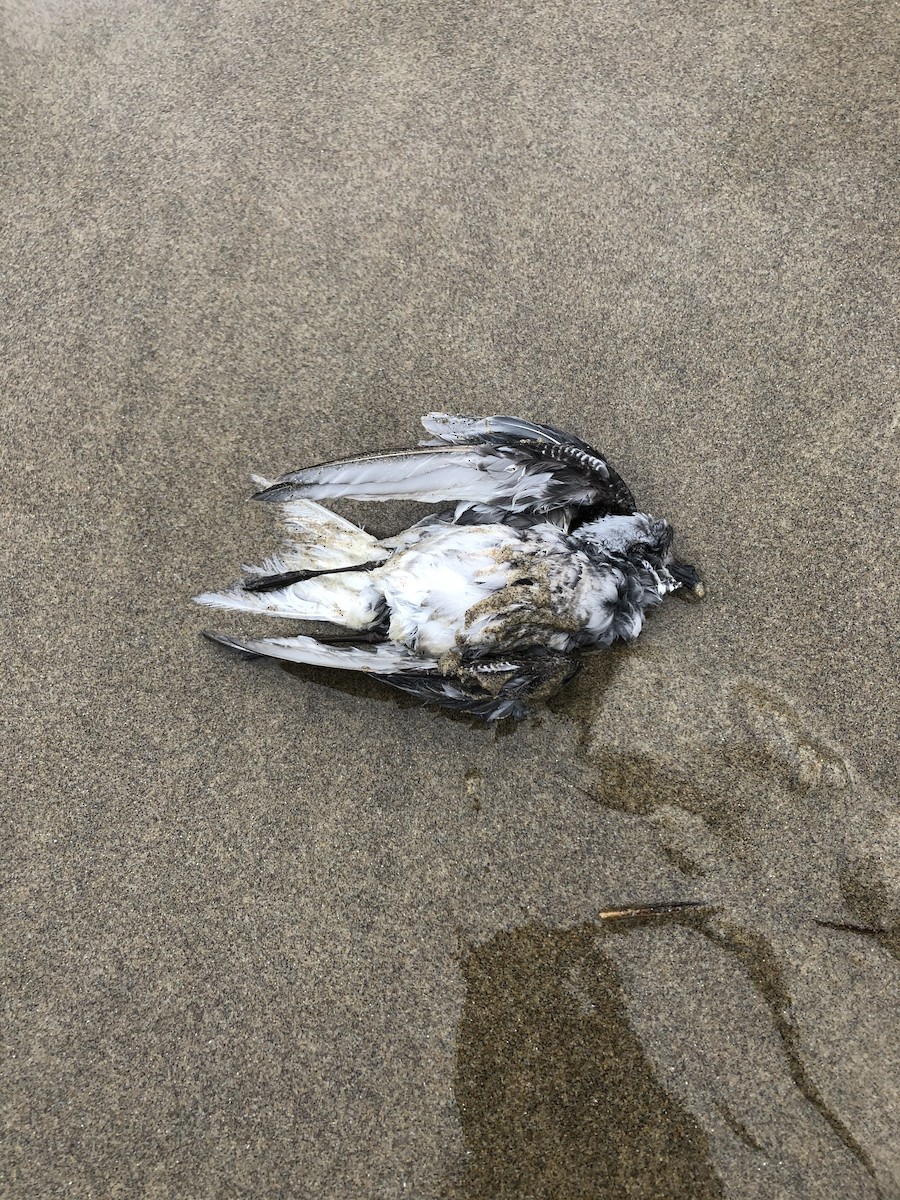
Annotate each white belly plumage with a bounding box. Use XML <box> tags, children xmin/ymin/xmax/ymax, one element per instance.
<box><xmin>372</xmin><ymin>522</ymin><xmax>612</xmax><ymax>657</ymax></box>
<box><xmin>370</xmin><ymin>525</ymin><xmax>523</xmax><ymax>656</ymax></box>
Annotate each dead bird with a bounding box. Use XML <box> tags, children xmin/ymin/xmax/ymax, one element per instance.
<box><xmin>195</xmin><ymin>413</ymin><xmax>703</xmax><ymax>720</ymax></box>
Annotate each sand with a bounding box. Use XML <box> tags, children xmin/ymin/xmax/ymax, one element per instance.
<box><xmin>2</xmin><ymin>1</ymin><xmax>898</xmax><ymax>1196</ymax></box>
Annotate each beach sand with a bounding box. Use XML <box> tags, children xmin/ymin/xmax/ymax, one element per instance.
<box><xmin>2</xmin><ymin>2</ymin><xmax>898</xmax><ymax>1196</ymax></box>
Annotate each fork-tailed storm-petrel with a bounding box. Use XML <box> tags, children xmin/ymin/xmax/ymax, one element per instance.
<box><xmin>195</xmin><ymin>413</ymin><xmax>703</xmax><ymax>720</ymax></box>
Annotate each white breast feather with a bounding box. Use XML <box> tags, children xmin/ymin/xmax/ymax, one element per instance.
<box><xmin>373</xmin><ymin>526</ymin><xmax>514</xmax><ymax>655</ymax></box>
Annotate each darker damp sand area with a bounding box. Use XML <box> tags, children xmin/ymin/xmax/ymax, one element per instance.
<box><xmin>2</xmin><ymin>2</ymin><xmax>899</xmax><ymax>1197</ymax></box>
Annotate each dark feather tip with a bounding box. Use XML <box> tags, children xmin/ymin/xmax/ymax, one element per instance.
<box><xmin>251</xmin><ymin>482</ymin><xmax>296</xmax><ymax>503</ymax></box>
<box><xmin>242</xmin><ymin>569</ymin><xmax>313</xmax><ymax>593</ymax></box>
<box><xmin>201</xmin><ymin>631</ymin><xmax>260</xmax><ymax>658</ymax></box>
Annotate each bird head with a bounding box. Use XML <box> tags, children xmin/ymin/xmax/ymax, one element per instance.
<box><xmin>574</xmin><ymin>513</ymin><xmax>704</xmax><ymax>598</ymax></box>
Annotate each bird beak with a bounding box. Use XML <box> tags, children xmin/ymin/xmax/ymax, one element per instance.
<box><xmin>670</xmin><ymin>561</ymin><xmax>705</xmax><ymax>599</ymax></box>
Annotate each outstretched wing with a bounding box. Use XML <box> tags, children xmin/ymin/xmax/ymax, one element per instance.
<box><xmin>252</xmin><ymin>413</ymin><xmax>636</xmax><ymax>518</ymax></box>
<box><xmin>206</xmin><ymin>631</ymin><xmax>580</xmax><ymax>721</ymax></box>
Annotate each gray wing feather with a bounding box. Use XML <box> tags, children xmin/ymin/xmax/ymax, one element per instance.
<box><xmin>421</xmin><ymin>413</ymin><xmax>636</xmax><ymax>514</ymax></box>
<box><xmin>204</xmin><ymin>632</ymin><xmax>439</xmax><ymax>674</ymax></box>
<box><xmin>381</xmin><ymin>650</ymin><xmax>581</xmax><ymax>721</ymax></box>
<box><xmin>253</xmin><ymin>413</ymin><xmax>635</xmax><ymax>517</ymax></box>
<box><xmin>254</xmin><ymin>447</ymin><xmax>516</xmax><ymax>506</ymax></box>
<box><xmin>379</xmin><ymin>673</ymin><xmax>532</xmax><ymax>721</ymax></box>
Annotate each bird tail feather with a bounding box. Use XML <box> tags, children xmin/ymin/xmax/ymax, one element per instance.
<box><xmin>194</xmin><ymin>571</ymin><xmax>382</xmax><ymax>627</ymax></box>
<box><xmin>242</xmin><ymin>493</ymin><xmax>388</xmax><ymax>578</ymax></box>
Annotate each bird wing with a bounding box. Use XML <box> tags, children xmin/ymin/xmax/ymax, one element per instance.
<box><xmin>380</xmin><ymin>650</ymin><xmax>582</xmax><ymax>722</ymax></box>
<box><xmin>205</xmin><ymin>632</ymin><xmax>579</xmax><ymax>720</ymax></box>
<box><xmin>252</xmin><ymin>413</ymin><xmax>636</xmax><ymax>518</ymax></box>
<box><xmin>204</xmin><ymin>631</ymin><xmax>438</xmax><ymax>673</ymax></box>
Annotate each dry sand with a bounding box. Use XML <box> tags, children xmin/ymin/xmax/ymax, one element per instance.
<box><xmin>2</xmin><ymin>1</ymin><xmax>898</xmax><ymax>1197</ymax></box>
